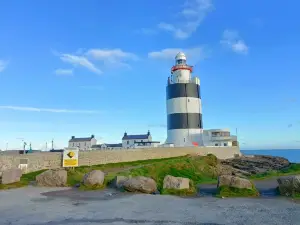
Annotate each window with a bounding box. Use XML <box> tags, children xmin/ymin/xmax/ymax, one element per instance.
<box><xmin>215</xmin><ymin>143</ymin><xmax>218</xmax><ymax>146</ymax></box>
<box><xmin>78</xmin><ymin>143</ymin><xmax>80</xmax><ymax>147</ymax></box>
<box><xmin>224</xmin><ymin>143</ymin><xmax>228</xmax><ymax>146</ymax></box>
<box><xmin>188</xmin><ymin>99</ymin><xmax>190</xmax><ymax>102</ymax></box>
<box><xmin>85</xmin><ymin>142</ymin><xmax>86</xmax><ymax>146</ymax></box>
<box><xmin>127</xmin><ymin>141</ymin><xmax>129</xmax><ymax>144</ymax></box>
<box><xmin>184</xmin><ymin>138</ymin><xmax>186</xmax><ymax>142</ymax></box>
<box><xmin>72</xmin><ymin>143</ymin><xmax>74</xmax><ymax>147</ymax></box>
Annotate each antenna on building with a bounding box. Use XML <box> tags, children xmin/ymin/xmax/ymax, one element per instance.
<box><xmin>51</xmin><ymin>139</ymin><xmax>54</xmax><ymax>150</ymax></box>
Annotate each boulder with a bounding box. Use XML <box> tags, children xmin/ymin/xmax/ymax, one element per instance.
<box><xmin>221</xmin><ymin>155</ymin><xmax>290</xmax><ymax>175</ymax></box>
<box><xmin>277</xmin><ymin>175</ymin><xmax>300</xmax><ymax>197</ymax></box>
<box><xmin>163</xmin><ymin>175</ymin><xmax>190</xmax><ymax>190</ymax></box>
<box><xmin>36</xmin><ymin>169</ymin><xmax>67</xmax><ymax>187</ymax></box>
<box><xmin>0</xmin><ymin>168</ymin><xmax>22</xmax><ymax>184</ymax></box>
<box><xmin>217</xmin><ymin>175</ymin><xmax>253</xmax><ymax>190</ymax></box>
<box><xmin>82</xmin><ymin>170</ymin><xmax>105</xmax><ymax>186</ymax></box>
<box><xmin>123</xmin><ymin>176</ymin><xmax>157</xmax><ymax>194</ymax></box>
<box><xmin>111</xmin><ymin>175</ymin><xmax>131</xmax><ymax>189</ymax></box>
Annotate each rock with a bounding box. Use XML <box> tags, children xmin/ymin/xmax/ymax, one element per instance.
<box><xmin>82</xmin><ymin>170</ymin><xmax>105</xmax><ymax>186</ymax></box>
<box><xmin>123</xmin><ymin>176</ymin><xmax>157</xmax><ymax>194</ymax></box>
<box><xmin>277</xmin><ymin>175</ymin><xmax>300</xmax><ymax>197</ymax></box>
<box><xmin>221</xmin><ymin>155</ymin><xmax>290</xmax><ymax>175</ymax></box>
<box><xmin>74</xmin><ymin>183</ymin><xmax>81</xmax><ymax>188</ymax></box>
<box><xmin>36</xmin><ymin>169</ymin><xmax>67</xmax><ymax>187</ymax></box>
<box><xmin>151</xmin><ymin>190</ymin><xmax>161</xmax><ymax>195</ymax></box>
<box><xmin>0</xmin><ymin>168</ymin><xmax>22</xmax><ymax>184</ymax></box>
<box><xmin>217</xmin><ymin>175</ymin><xmax>253</xmax><ymax>190</ymax></box>
<box><xmin>163</xmin><ymin>175</ymin><xmax>190</xmax><ymax>190</ymax></box>
<box><xmin>111</xmin><ymin>176</ymin><xmax>130</xmax><ymax>189</ymax></box>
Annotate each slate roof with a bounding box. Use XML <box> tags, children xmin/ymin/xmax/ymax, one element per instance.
<box><xmin>122</xmin><ymin>134</ymin><xmax>150</xmax><ymax>140</ymax></box>
<box><xmin>69</xmin><ymin>137</ymin><xmax>93</xmax><ymax>142</ymax></box>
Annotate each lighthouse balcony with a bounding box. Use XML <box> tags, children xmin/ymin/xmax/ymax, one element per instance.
<box><xmin>171</xmin><ymin>64</ymin><xmax>193</xmax><ymax>74</ymax></box>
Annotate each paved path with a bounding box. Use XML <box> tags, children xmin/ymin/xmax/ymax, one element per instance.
<box><xmin>1</xmin><ymin>186</ymin><xmax>300</xmax><ymax>225</ymax></box>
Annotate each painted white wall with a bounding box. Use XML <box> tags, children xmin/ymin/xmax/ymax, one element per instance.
<box><xmin>166</xmin><ymin>129</ymin><xmax>203</xmax><ymax>147</ymax></box>
<box><xmin>122</xmin><ymin>138</ymin><xmax>150</xmax><ymax>148</ymax></box>
<box><xmin>68</xmin><ymin>138</ymin><xmax>97</xmax><ymax>151</ymax></box>
<box><xmin>167</xmin><ymin>97</ymin><xmax>201</xmax><ymax>114</ymax></box>
<box><xmin>172</xmin><ymin>69</ymin><xmax>191</xmax><ymax>83</ymax></box>
<box><xmin>202</xmin><ymin>130</ymin><xmax>234</xmax><ymax>147</ymax></box>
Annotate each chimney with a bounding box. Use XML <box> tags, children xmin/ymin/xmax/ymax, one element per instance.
<box><xmin>71</xmin><ymin>136</ymin><xmax>75</xmax><ymax>139</ymax></box>
<box><xmin>124</xmin><ymin>131</ymin><xmax>127</xmax><ymax>136</ymax></box>
<box><xmin>91</xmin><ymin>135</ymin><xmax>95</xmax><ymax>139</ymax></box>
<box><xmin>147</xmin><ymin>130</ymin><xmax>150</xmax><ymax>136</ymax></box>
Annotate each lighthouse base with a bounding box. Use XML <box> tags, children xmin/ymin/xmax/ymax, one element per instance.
<box><xmin>165</xmin><ymin>129</ymin><xmax>204</xmax><ymax>147</ymax></box>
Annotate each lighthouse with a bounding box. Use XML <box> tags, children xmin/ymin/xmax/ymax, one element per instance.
<box><xmin>165</xmin><ymin>52</ymin><xmax>203</xmax><ymax>147</ymax></box>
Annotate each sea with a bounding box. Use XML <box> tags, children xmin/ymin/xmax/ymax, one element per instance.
<box><xmin>241</xmin><ymin>149</ymin><xmax>300</xmax><ymax>163</ymax></box>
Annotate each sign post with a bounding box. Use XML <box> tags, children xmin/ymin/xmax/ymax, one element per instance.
<box><xmin>63</xmin><ymin>147</ymin><xmax>79</xmax><ymax>168</ymax></box>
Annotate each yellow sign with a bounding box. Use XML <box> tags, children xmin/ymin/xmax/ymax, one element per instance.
<box><xmin>63</xmin><ymin>148</ymin><xmax>79</xmax><ymax>167</ymax></box>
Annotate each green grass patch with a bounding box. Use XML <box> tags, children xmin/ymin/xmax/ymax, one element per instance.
<box><xmin>216</xmin><ymin>185</ymin><xmax>260</xmax><ymax>198</ymax></box>
<box><xmin>118</xmin><ymin>155</ymin><xmax>219</xmax><ymax>195</ymax></box>
<box><xmin>250</xmin><ymin>163</ymin><xmax>300</xmax><ymax>180</ymax></box>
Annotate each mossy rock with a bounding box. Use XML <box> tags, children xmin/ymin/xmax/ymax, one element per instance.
<box><xmin>161</xmin><ymin>180</ymin><xmax>197</xmax><ymax>196</ymax></box>
<box><xmin>217</xmin><ymin>185</ymin><xmax>260</xmax><ymax>198</ymax></box>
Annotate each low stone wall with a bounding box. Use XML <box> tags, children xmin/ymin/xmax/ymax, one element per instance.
<box><xmin>0</xmin><ymin>146</ymin><xmax>241</xmax><ymax>174</ymax></box>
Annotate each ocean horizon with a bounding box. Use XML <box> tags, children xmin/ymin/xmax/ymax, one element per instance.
<box><xmin>241</xmin><ymin>149</ymin><xmax>300</xmax><ymax>163</ymax></box>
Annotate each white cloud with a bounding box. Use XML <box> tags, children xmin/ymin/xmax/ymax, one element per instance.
<box><xmin>158</xmin><ymin>0</ymin><xmax>214</xmax><ymax>39</ymax></box>
<box><xmin>54</xmin><ymin>69</ymin><xmax>73</xmax><ymax>76</ymax></box>
<box><xmin>148</xmin><ymin>47</ymin><xmax>207</xmax><ymax>64</ymax></box>
<box><xmin>59</xmin><ymin>53</ymin><xmax>102</xmax><ymax>74</ymax></box>
<box><xmin>0</xmin><ymin>105</ymin><xmax>101</xmax><ymax>114</ymax></box>
<box><xmin>220</xmin><ymin>30</ymin><xmax>249</xmax><ymax>55</ymax></box>
<box><xmin>0</xmin><ymin>60</ymin><xmax>9</xmax><ymax>72</ymax></box>
<box><xmin>86</xmin><ymin>48</ymin><xmax>138</xmax><ymax>68</ymax></box>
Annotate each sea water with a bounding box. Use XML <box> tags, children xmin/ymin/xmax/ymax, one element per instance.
<box><xmin>241</xmin><ymin>149</ymin><xmax>300</xmax><ymax>163</ymax></box>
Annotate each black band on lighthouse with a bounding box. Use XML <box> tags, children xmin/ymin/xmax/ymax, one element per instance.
<box><xmin>167</xmin><ymin>113</ymin><xmax>203</xmax><ymax>130</ymax></box>
<box><xmin>166</xmin><ymin>83</ymin><xmax>200</xmax><ymax>100</ymax></box>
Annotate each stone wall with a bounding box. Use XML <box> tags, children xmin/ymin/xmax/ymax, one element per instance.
<box><xmin>0</xmin><ymin>146</ymin><xmax>241</xmax><ymax>174</ymax></box>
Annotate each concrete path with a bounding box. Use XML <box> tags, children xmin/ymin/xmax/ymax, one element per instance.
<box><xmin>1</xmin><ymin>186</ymin><xmax>300</xmax><ymax>225</ymax></box>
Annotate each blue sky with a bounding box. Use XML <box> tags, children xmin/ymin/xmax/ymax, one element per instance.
<box><xmin>0</xmin><ymin>0</ymin><xmax>300</xmax><ymax>150</ymax></box>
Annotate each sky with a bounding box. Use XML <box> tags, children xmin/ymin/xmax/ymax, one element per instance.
<box><xmin>0</xmin><ymin>0</ymin><xmax>300</xmax><ymax>150</ymax></box>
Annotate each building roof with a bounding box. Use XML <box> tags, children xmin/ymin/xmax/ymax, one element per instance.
<box><xmin>134</xmin><ymin>141</ymin><xmax>160</xmax><ymax>144</ymax></box>
<box><xmin>122</xmin><ymin>131</ymin><xmax>151</xmax><ymax>140</ymax></box>
<box><xmin>69</xmin><ymin>135</ymin><xmax>95</xmax><ymax>142</ymax></box>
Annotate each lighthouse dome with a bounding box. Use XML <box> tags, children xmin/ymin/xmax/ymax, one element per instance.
<box><xmin>175</xmin><ymin>52</ymin><xmax>186</xmax><ymax>60</ymax></box>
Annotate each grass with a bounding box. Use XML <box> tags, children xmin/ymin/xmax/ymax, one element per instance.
<box><xmin>1</xmin><ymin>154</ymin><xmax>299</xmax><ymax>197</ymax></box>
<box><xmin>249</xmin><ymin>163</ymin><xmax>300</xmax><ymax>180</ymax></box>
<box><xmin>216</xmin><ymin>185</ymin><xmax>260</xmax><ymax>198</ymax></box>
<box><xmin>118</xmin><ymin>155</ymin><xmax>219</xmax><ymax>195</ymax></box>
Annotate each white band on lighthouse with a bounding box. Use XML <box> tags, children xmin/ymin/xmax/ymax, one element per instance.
<box><xmin>165</xmin><ymin>52</ymin><xmax>203</xmax><ymax>147</ymax></box>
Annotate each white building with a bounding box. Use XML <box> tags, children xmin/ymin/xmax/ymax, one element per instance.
<box><xmin>202</xmin><ymin>129</ymin><xmax>238</xmax><ymax>147</ymax></box>
<box><xmin>91</xmin><ymin>143</ymin><xmax>123</xmax><ymax>150</ymax></box>
<box><xmin>122</xmin><ymin>131</ymin><xmax>160</xmax><ymax>149</ymax></box>
<box><xmin>68</xmin><ymin>135</ymin><xmax>97</xmax><ymax>151</ymax></box>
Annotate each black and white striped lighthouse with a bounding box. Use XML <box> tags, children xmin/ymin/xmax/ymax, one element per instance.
<box><xmin>165</xmin><ymin>52</ymin><xmax>203</xmax><ymax>147</ymax></box>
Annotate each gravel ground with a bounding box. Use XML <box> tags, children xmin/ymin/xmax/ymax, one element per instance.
<box><xmin>1</xmin><ymin>186</ymin><xmax>300</xmax><ymax>225</ymax></box>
